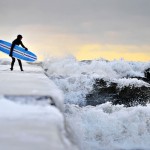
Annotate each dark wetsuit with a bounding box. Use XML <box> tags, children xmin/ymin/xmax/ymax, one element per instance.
<box><xmin>10</xmin><ymin>38</ymin><xmax>27</xmax><ymax>71</ymax></box>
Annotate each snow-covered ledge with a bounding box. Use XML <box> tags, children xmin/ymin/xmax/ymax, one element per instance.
<box><xmin>0</xmin><ymin>61</ymin><xmax>78</xmax><ymax>150</ymax></box>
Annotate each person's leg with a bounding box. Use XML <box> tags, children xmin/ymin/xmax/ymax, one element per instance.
<box><xmin>17</xmin><ymin>59</ymin><xmax>24</xmax><ymax>71</ymax></box>
<box><xmin>10</xmin><ymin>57</ymin><xmax>15</xmax><ymax>71</ymax></box>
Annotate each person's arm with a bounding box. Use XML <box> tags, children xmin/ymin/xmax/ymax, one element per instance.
<box><xmin>9</xmin><ymin>42</ymin><xmax>15</xmax><ymax>57</ymax></box>
<box><xmin>20</xmin><ymin>41</ymin><xmax>28</xmax><ymax>50</ymax></box>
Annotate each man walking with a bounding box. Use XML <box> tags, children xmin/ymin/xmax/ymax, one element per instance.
<box><xmin>9</xmin><ymin>35</ymin><xmax>28</xmax><ymax>71</ymax></box>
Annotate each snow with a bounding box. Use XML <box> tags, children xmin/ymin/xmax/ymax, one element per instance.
<box><xmin>0</xmin><ymin>59</ymin><xmax>78</xmax><ymax>150</ymax></box>
<box><xmin>0</xmin><ymin>63</ymin><xmax>64</xmax><ymax>111</ymax></box>
<box><xmin>0</xmin><ymin>97</ymin><xmax>67</xmax><ymax>150</ymax></box>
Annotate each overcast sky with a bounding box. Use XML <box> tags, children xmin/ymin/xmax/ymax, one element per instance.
<box><xmin>0</xmin><ymin>0</ymin><xmax>150</xmax><ymax>61</ymax></box>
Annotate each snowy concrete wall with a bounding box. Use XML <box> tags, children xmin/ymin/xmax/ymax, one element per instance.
<box><xmin>0</xmin><ymin>61</ymin><xmax>78</xmax><ymax>150</ymax></box>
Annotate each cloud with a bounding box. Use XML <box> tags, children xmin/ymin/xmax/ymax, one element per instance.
<box><xmin>0</xmin><ymin>0</ymin><xmax>150</xmax><ymax>61</ymax></box>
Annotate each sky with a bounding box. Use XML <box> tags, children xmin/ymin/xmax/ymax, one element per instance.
<box><xmin>0</xmin><ymin>0</ymin><xmax>150</xmax><ymax>61</ymax></box>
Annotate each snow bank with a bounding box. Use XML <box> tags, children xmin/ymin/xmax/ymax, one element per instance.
<box><xmin>0</xmin><ymin>96</ymin><xmax>77</xmax><ymax>150</ymax></box>
<box><xmin>0</xmin><ymin>63</ymin><xmax>64</xmax><ymax>111</ymax></box>
<box><xmin>0</xmin><ymin>96</ymin><xmax>62</xmax><ymax>119</ymax></box>
<box><xmin>0</xmin><ymin>60</ymin><xmax>78</xmax><ymax>150</ymax></box>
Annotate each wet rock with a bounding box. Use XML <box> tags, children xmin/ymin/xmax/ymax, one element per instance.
<box><xmin>144</xmin><ymin>68</ymin><xmax>150</xmax><ymax>80</ymax></box>
<box><xmin>86</xmin><ymin>79</ymin><xmax>150</xmax><ymax>107</ymax></box>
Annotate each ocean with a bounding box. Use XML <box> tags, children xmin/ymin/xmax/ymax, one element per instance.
<box><xmin>43</xmin><ymin>56</ymin><xmax>150</xmax><ymax>150</ymax></box>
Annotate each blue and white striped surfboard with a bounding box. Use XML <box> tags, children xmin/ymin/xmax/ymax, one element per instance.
<box><xmin>0</xmin><ymin>40</ymin><xmax>37</xmax><ymax>62</ymax></box>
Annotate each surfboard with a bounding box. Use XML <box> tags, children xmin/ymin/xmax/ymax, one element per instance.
<box><xmin>0</xmin><ymin>40</ymin><xmax>37</xmax><ymax>62</ymax></box>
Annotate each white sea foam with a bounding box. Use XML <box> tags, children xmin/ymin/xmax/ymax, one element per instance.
<box><xmin>43</xmin><ymin>56</ymin><xmax>150</xmax><ymax>150</ymax></box>
<box><xmin>43</xmin><ymin>56</ymin><xmax>150</xmax><ymax>78</ymax></box>
<box><xmin>43</xmin><ymin>56</ymin><xmax>150</xmax><ymax>105</ymax></box>
<box><xmin>65</xmin><ymin>103</ymin><xmax>150</xmax><ymax>150</ymax></box>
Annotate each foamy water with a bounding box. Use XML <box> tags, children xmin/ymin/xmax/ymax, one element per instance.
<box><xmin>65</xmin><ymin>103</ymin><xmax>150</xmax><ymax>150</ymax></box>
<box><xmin>43</xmin><ymin>56</ymin><xmax>150</xmax><ymax>105</ymax></box>
<box><xmin>43</xmin><ymin>56</ymin><xmax>150</xmax><ymax>150</ymax></box>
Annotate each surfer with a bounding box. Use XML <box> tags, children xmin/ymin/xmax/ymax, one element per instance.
<box><xmin>9</xmin><ymin>35</ymin><xmax>28</xmax><ymax>71</ymax></box>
